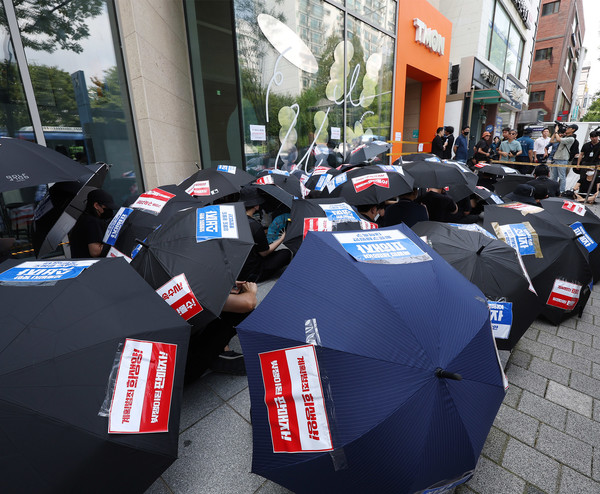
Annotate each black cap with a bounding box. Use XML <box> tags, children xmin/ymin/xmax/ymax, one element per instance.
<box><xmin>504</xmin><ymin>184</ymin><xmax>537</xmax><ymax>205</ymax></box>
<box><xmin>240</xmin><ymin>185</ymin><xmax>265</xmax><ymax>207</ymax></box>
<box><xmin>87</xmin><ymin>188</ymin><xmax>117</xmax><ymax>209</ymax></box>
<box><xmin>567</xmin><ymin>124</ymin><xmax>579</xmax><ymax>131</ymax></box>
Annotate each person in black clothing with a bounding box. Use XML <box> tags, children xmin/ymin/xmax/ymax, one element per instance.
<box><xmin>574</xmin><ymin>171</ymin><xmax>600</xmax><ymax>203</ymax></box>
<box><xmin>384</xmin><ymin>189</ymin><xmax>428</xmax><ymax>227</ymax></box>
<box><xmin>574</xmin><ymin>131</ymin><xmax>600</xmax><ymax>181</ymax></box>
<box><xmin>431</xmin><ymin>127</ymin><xmax>445</xmax><ymax>158</ymax></box>
<box><xmin>420</xmin><ymin>187</ymin><xmax>458</xmax><ymax>222</ymax></box>
<box><xmin>476</xmin><ymin>172</ymin><xmax>498</xmax><ymax>192</ymax></box>
<box><xmin>473</xmin><ymin>131</ymin><xmax>492</xmax><ymax>163</ymax></box>
<box><xmin>69</xmin><ymin>188</ymin><xmax>117</xmax><ymax>258</ymax></box>
<box><xmin>238</xmin><ymin>185</ymin><xmax>292</xmax><ymax>282</ymax></box>
<box><xmin>526</xmin><ymin>164</ymin><xmax>560</xmax><ymax>198</ymax></box>
<box><xmin>442</xmin><ymin>126</ymin><xmax>455</xmax><ymax>159</ymax></box>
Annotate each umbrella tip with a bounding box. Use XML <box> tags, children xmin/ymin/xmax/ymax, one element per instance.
<box><xmin>476</xmin><ymin>245</ymin><xmax>485</xmax><ymax>255</ymax></box>
<box><xmin>435</xmin><ymin>367</ymin><xmax>462</xmax><ymax>381</ymax></box>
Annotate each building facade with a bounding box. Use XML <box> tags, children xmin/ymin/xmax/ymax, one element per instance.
<box><xmin>528</xmin><ymin>0</ymin><xmax>585</xmax><ymax>123</ymax></box>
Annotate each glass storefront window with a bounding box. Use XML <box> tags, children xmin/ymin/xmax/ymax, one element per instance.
<box><xmin>486</xmin><ymin>1</ymin><xmax>524</xmax><ymax>79</ymax></box>
<box><xmin>347</xmin><ymin>0</ymin><xmax>397</xmax><ymax>33</ymax></box>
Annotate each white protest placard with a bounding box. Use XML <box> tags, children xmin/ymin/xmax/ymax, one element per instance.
<box><xmin>250</xmin><ymin>125</ymin><xmax>267</xmax><ymax>141</ymax></box>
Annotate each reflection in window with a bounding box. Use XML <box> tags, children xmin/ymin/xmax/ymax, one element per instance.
<box><xmin>14</xmin><ymin>1</ymin><xmax>142</xmax><ymax>205</ymax></box>
<box><xmin>486</xmin><ymin>1</ymin><xmax>524</xmax><ymax>78</ymax></box>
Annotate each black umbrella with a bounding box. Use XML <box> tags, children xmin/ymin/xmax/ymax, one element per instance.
<box><xmin>473</xmin><ymin>163</ymin><xmax>520</xmax><ymax>176</ymax></box>
<box><xmin>412</xmin><ymin>221</ymin><xmax>542</xmax><ymax>350</ymax></box>
<box><xmin>345</xmin><ymin>140</ymin><xmax>391</xmax><ymax>165</ymax></box>
<box><xmin>401</xmin><ymin>160</ymin><xmax>477</xmax><ymax>189</ymax></box>
<box><xmin>130</xmin><ymin>203</ymin><xmax>254</xmax><ymax>330</ymax></box>
<box><xmin>541</xmin><ymin>197</ymin><xmax>600</xmax><ymax>283</ymax></box>
<box><xmin>0</xmin><ymin>257</ymin><xmax>190</xmax><ymax>493</ymax></box>
<box><xmin>253</xmin><ymin>172</ymin><xmax>301</xmax><ymax>208</ymax></box>
<box><xmin>303</xmin><ymin>165</ymin><xmax>341</xmax><ymax>191</ymax></box>
<box><xmin>484</xmin><ymin>203</ymin><xmax>593</xmax><ymax>324</ymax></box>
<box><xmin>283</xmin><ymin>198</ymin><xmax>373</xmax><ymax>254</ymax></box>
<box><xmin>255</xmin><ymin>169</ymin><xmax>303</xmax><ymax>197</ymax></box>
<box><xmin>105</xmin><ymin>184</ymin><xmax>208</xmax><ymax>259</ymax></box>
<box><xmin>0</xmin><ymin>137</ymin><xmax>88</xmax><ymax>192</ymax></box>
<box><xmin>445</xmin><ymin>183</ymin><xmax>505</xmax><ymax>205</ymax></box>
<box><xmin>178</xmin><ymin>166</ymin><xmax>254</xmax><ymax>200</ymax></box>
<box><xmin>322</xmin><ymin>165</ymin><xmax>414</xmax><ymax>205</ymax></box>
<box><xmin>35</xmin><ymin>163</ymin><xmax>110</xmax><ymax>258</ymax></box>
<box><xmin>494</xmin><ymin>174</ymin><xmax>533</xmax><ymax>197</ymax></box>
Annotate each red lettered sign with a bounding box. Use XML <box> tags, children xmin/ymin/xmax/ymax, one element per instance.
<box><xmin>259</xmin><ymin>345</ymin><xmax>333</xmax><ymax>453</ymax></box>
<box><xmin>156</xmin><ymin>273</ymin><xmax>204</xmax><ymax>321</ymax></box>
<box><xmin>303</xmin><ymin>217</ymin><xmax>333</xmax><ymax>239</ymax></box>
<box><xmin>131</xmin><ymin>188</ymin><xmax>176</xmax><ymax>215</ymax></box>
<box><xmin>352</xmin><ymin>173</ymin><xmax>389</xmax><ymax>193</ymax></box>
<box><xmin>561</xmin><ymin>200</ymin><xmax>586</xmax><ymax>216</ymax></box>
<box><xmin>547</xmin><ymin>279</ymin><xmax>582</xmax><ymax>310</ymax></box>
<box><xmin>109</xmin><ymin>339</ymin><xmax>177</xmax><ymax>433</ymax></box>
<box><xmin>255</xmin><ymin>175</ymin><xmax>274</xmax><ymax>185</ymax></box>
<box><xmin>185</xmin><ymin>180</ymin><xmax>211</xmax><ymax>196</ymax></box>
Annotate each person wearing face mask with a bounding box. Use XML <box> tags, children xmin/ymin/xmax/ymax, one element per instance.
<box><xmin>68</xmin><ymin>188</ymin><xmax>117</xmax><ymax>258</ymax></box>
<box><xmin>574</xmin><ymin>169</ymin><xmax>600</xmax><ymax>204</ymax></box>
<box><xmin>453</xmin><ymin>126</ymin><xmax>470</xmax><ymax>163</ymax></box>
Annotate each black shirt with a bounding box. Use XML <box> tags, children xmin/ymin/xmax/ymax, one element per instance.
<box><xmin>527</xmin><ymin>177</ymin><xmax>560</xmax><ymax>198</ymax></box>
<box><xmin>473</xmin><ymin>139</ymin><xmax>490</xmax><ymax>163</ymax></box>
<box><xmin>69</xmin><ymin>211</ymin><xmax>108</xmax><ymax>258</ymax></box>
<box><xmin>383</xmin><ymin>199</ymin><xmax>428</xmax><ymax>228</ymax></box>
<box><xmin>432</xmin><ymin>135</ymin><xmax>445</xmax><ymax>159</ymax></box>
<box><xmin>420</xmin><ymin>191</ymin><xmax>457</xmax><ymax>222</ymax></box>
<box><xmin>238</xmin><ymin>215</ymin><xmax>269</xmax><ymax>282</ymax></box>
<box><xmin>442</xmin><ymin>135</ymin><xmax>454</xmax><ymax>159</ymax></box>
<box><xmin>577</xmin><ymin>176</ymin><xmax>600</xmax><ymax>195</ymax></box>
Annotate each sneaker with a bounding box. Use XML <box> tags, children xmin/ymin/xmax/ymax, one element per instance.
<box><xmin>210</xmin><ymin>350</ymin><xmax>246</xmax><ymax>376</ymax></box>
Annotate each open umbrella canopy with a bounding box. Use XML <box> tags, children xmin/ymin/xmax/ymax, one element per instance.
<box><xmin>0</xmin><ymin>137</ymin><xmax>88</xmax><ymax>192</ymax></box>
<box><xmin>130</xmin><ymin>202</ymin><xmax>254</xmax><ymax>331</ymax></box>
<box><xmin>344</xmin><ymin>140</ymin><xmax>391</xmax><ymax>165</ymax></box>
<box><xmin>255</xmin><ymin>169</ymin><xmax>303</xmax><ymax>197</ymax></box>
<box><xmin>303</xmin><ymin>165</ymin><xmax>341</xmax><ymax>192</ymax></box>
<box><xmin>283</xmin><ymin>198</ymin><xmax>376</xmax><ymax>254</ymax></box>
<box><xmin>445</xmin><ymin>183</ymin><xmax>504</xmax><ymax>205</ymax></box>
<box><xmin>0</xmin><ymin>258</ymin><xmax>190</xmax><ymax>493</ymax></box>
<box><xmin>484</xmin><ymin>203</ymin><xmax>593</xmax><ymax>324</ymax></box>
<box><xmin>178</xmin><ymin>165</ymin><xmax>254</xmax><ymax>197</ymax></box>
<box><xmin>541</xmin><ymin>197</ymin><xmax>600</xmax><ymax>283</ymax></box>
<box><xmin>494</xmin><ymin>174</ymin><xmax>533</xmax><ymax>197</ymax></box>
<box><xmin>238</xmin><ymin>225</ymin><xmax>506</xmax><ymax>493</ymax></box>
<box><xmin>473</xmin><ymin>163</ymin><xmax>520</xmax><ymax>177</ymax></box>
<box><xmin>400</xmin><ymin>159</ymin><xmax>477</xmax><ymax>189</ymax></box>
<box><xmin>412</xmin><ymin>221</ymin><xmax>542</xmax><ymax>350</ymax></box>
<box><xmin>321</xmin><ymin>165</ymin><xmax>414</xmax><ymax>205</ymax></box>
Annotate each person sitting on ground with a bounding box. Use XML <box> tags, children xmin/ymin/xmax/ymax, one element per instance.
<box><xmin>476</xmin><ymin>172</ymin><xmax>498</xmax><ymax>192</ymax></box>
<box><xmin>420</xmin><ymin>187</ymin><xmax>458</xmax><ymax>222</ymax></box>
<box><xmin>238</xmin><ymin>185</ymin><xmax>292</xmax><ymax>282</ymax></box>
<box><xmin>383</xmin><ymin>189</ymin><xmax>428</xmax><ymax>227</ymax></box>
<box><xmin>69</xmin><ymin>188</ymin><xmax>117</xmax><ymax>258</ymax></box>
<box><xmin>448</xmin><ymin>196</ymin><xmax>480</xmax><ymax>224</ymax></box>
<box><xmin>526</xmin><ymin>164</ymin><xmax>560</xmax><ymax>198</ymax></box>
<box><xmin>574</xmin><ymin>170</ymin><xmax>600</xmax><ymax>204</ymax></box>
<box><xmin>356</xmin><ymin>203</ymin><xmax>386</xmax><ymax>226</ymax></box>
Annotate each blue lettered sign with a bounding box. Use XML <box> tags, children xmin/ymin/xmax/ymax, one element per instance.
<box><xmin>217</xmin><ymin>164</ymin><xmax>237</xmax><ymax>174</ymax></box>
<box><xmin>488</xmin><ymin>301</ymin><xmax>513</xmax><ymax>339</ymax></box>
<box><xmin>314</xmin><ymin>174</ymin><xmax>331</xmax><ymax>191</ymax></box>
<box><xmin>103</xmin><ymin>207</ymin><xmax>133</xmax><ymax>246</ymax></box>
<box><xmin>333</xmin><ymin>229</ymin><xmax>432</xmax><ymax>264</ymax></box>
<box><xmin>570</xmin><ymin>222</ymin><xmax>598</xmax><ymax>252</ymax></box>
<box><xmin>449</xmin><ymin>223</ymin><xmax>497</xmax><ymax>239</ymax></box>
<box><xmin>498</xmin><ymin>223</ymin><xmax>536</xmax><ymax>256</ymax></box>
<box><xmin>0</xmin><ymin>260</ymin><xmax>98</xmax><ymax>284</ymax></box>
<box><xmin>196</xmin><ymin>205</ymin><xmax>239</xmax><ymax>242</ymax></box>
<box><xmin>319</xmin><ymin>202</ymin><xmax>361</xmax><ymax>223</ymax></box>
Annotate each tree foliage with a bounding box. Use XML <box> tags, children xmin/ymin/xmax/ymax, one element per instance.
<box><xmin>582</xmin><ymin>92</ymin><xmax>600</xmax><ymax>122</ymax></box>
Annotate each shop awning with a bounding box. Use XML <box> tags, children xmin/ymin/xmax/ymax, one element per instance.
<box><xmin>472</xmin><ymin>89</ymin><xmax>509</xmax><ymax>104</ymax></box>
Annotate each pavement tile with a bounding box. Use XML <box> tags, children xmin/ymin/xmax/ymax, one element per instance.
<box><xmin>557</xmin><ymin>326</ymin><xmax>593</xmax><ymax>345</ymax></box>
<box><xmin>558</xmin><ymin>317</ymin><xmax>577</xmax><ymax>329</ymax></box>
<box><xmin>537</xmin><ymin>332</ymin><xmax>574</xmax><ymax>353</ymax></box>
<box><xmin>584</xmin><ymin>303</ymin><xmax>600</xmax><ymax>317</ymax></box>
<box><xmin>594</xmin><ymin>448</ymin><xmax>600</xmax><ymax>482</ymax></box>
<box><xmin>559</xmin><ymin>466</ymin><xmax>600</xmax><ymax>493</ymax></box>
<box><xmin>481</xmin><ymin>426</ymin><xmax>509</xmax><ymax>463</ymax></box>
<box><xmin>464</xmin><ymin>457</ymin><xmax>526</xmax><ymax>494</ymax></box>
<box><xmin>503</xmin><ymin>384</ymin><xmax>522</xmax><ymax>408</ymax></box>
<box><xmin>551</xmin><ymin>348</ymin><xmax>593</xmax><ymax>375</ymax></box>
<box><xmin>565</xmin><ymin>411</ymin><xmax>600</xmax><ymax>448</ymax></box>
<box><xmin>508</xmin><ymin>350</ymin><xmax>532</xmax><ymax>370</ymax></box>
<box><xmin>573</xmin><ymin>342</ymin><xmax>600</xmax><ymax>364</ymax></box>
<box><xmin>546</xmin><ymin>381</ymin><xmax>593</xmax><ymax>417</ymax></box>
<box><xmin>536</xmin><ymin>424</ymin><xmax>592</xmax><ymax>476</ymax></box>
<box><xmin>501</xmin><ymin>438</ymin><xmax>560</xmax><ymax>493</ymax></box>
<box><xmin>228</xmin><ymin>387</ymin><xmax>251</xmax><ymax>423</ymax></box>
<box><xmin>254</xmin><ymin>481</ymin><xmax>294</xmax><ymax>493</ymax></box>
<box><xmin>570</xmin><ymin>371</ymin><xmax>600</xmax><ymax>400</ymax></box>
<box><xmin>518</xmin><ymin>390</ymin><xmax>567</xmax><ymax>430</ymax></box>
<box><xmin>493</xmin><ymin>404</ymin><xmax>539</xmax><ymax>446</ymax></box>
<box><xmin>528</xmin><ymin>357</ymin><xmax>570</xmax><ymax>386</ymax></box>
<box><xmin>161</xmin><ymin>404</ymin><xmax>265</xmax><ymax>494</ymax></box>
<box><xmin>506</xmin><ymin>364</ymin><xmax>548</xmax><ymax>397</ymax></box>
<box><xmin>179</xmin><ymin>381</ymin><xmax>224</xmax><ymax>432</ymax></box>
<box><xmin>145</xmin><ymin>477</ymin><xmax>171</xmax><ymax>494</ymax></box>
<box><xmin>594</xmin><ymin>362</ymin><xmax>600</xmax><ymax>380</ymax></box>
<box><xmin>524</xmin><ymin>486</ymin><xmax>546</xmax><ymax>494</ymax></box>
<box><xmin>595</xmin><ymin>400</ymin><xmax>600</xmax><ymax>422</ymax></box>
<box><xmin>203</xmin><ymin>372</ymin><xmax>250</xmax><ymax>401</ymax></box>
<box><xmin>576</xmin><ymin>320</ymin><xmax>600</xmax><ymax>336</ymax></box>
<box><xmin>576</xmin><ymin>312</ymin><xmax>595</xmax><ymax>325</ymax></box>
<box><xmin>531</xmin><ymin>319</ymin><xmax>559</xmax><ymax>335</ymax></box>
<box><xmin>514</xmin><ymin>337</ymin><xmax>553</xmax><ymax>360</ymax></box>
<box><xmin>594</xmin><ymin>335</ymin><xmax>600</xmax><ymax>350</ymax></box>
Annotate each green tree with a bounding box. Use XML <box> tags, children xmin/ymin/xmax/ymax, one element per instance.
<box><xmin>89</xmin><ymin>65</ymin><xmax>125</xmax><ymax>124</ymax></box>
<box><xmin>583</xmin><ymin>92</ymin><xmax>600</xmax><ymax>122</ymax></box>
<box><xmin>29</xmin><ymin>64</ymin><xmax>79</xmax><ymax>126</ymax></box>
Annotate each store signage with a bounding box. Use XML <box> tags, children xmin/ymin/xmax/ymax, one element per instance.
<box><xmin>413</xmin><ymin>19</ymin><xmax>445</xmax><ymax>56</ymax></box>
<box><xmin>504</xmin><ymin>75</ymin><xmax>525</xmax><ymax>111</ymax></box>
<box><xmin>480</xmin><ymin>69</ymin><xmax>499</xmax><ymax>87</ymax></box>
<box><xmin>510</xmin><ymin>0</ymin><xmax>530</xmax><ymax>26</ymax></box>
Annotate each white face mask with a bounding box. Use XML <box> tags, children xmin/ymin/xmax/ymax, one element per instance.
<box><xmin>587</xmin><ymin>171</ymin><xmax>595</xmax><ymax>177</ymax></box>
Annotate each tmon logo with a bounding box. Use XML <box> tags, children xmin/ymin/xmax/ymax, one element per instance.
<box><xmin>413</xmin><ymin>18</ymin><xmax>445</xmax><ymax>56</ymax></box>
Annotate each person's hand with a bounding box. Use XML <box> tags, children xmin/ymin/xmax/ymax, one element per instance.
<box><xmin>279</xmin><ymin>230</ymin><xmax>286</xmax><ymax>240</ymax></box>
<box><xmin>239</xmin><ymin>281</ymin><xmax>258</xmax><ymax>296</ymax></box>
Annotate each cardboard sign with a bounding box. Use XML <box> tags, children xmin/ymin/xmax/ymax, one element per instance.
<box><xmin>259</xmin><ymin>344</ymin><xmax>333</xmax><ymax>453</ymax></box>
<box><xmin>318</xmin><ymin>202</ymin><xmax>360</xmax><ymax>224</ymax></box>
<box><xmin>156</xmin><ymin>273</ymin><xmax>203</xmax><ymax>321</ymax></box>
<box><xmin>131</xmin><ymin>188</ymin><xmax>176</xmax><ymax>215</ymax></box>
<box><xmin>255</xmin><ymin>175</ymin><xmax>275</xmax><ymax>186</ymax></box>
<box><xmin>196</xmin><ymin>205</ymin><xmax>239</xmax><ymax>242</ymax></box>
<box><xmin>185</xmin><ymin>180</ymin><xmax>211</xmax><ymax>197</ymax></box>
<box><xmin>570</xmin><ymin>221</ymin><xmax>598</xmax><ymax>252</ymax></box>
<box><xmin>547</xmin><ymin>279</ymin><xmax>582</xmax><ymax>310</ymax></box>
<box><xmin>333</xmin><ymin>230</ymin><xmax>432</xmax><ymax>264</ymax></box>
<box><xmin>217</xmin><ymin>164</ymin><xmax>237</xmax><ymax>174</ymax></box>
<box><xmin>109</xmin><ymin>339</ymin><xmax>177</xmax><ymax>433</ymax></box>
<box><xmin>494</xmin><ymin>222</ymin><xmax>540</xmax><ymax>257</ymax></box>
<box><xmin>103</xmin><ymin>207</ymin><xmax>133</xmax><ymax>245</ymax></box>
<box><xmin>448</xmin><ymin>223</ymin><xmax>497</xmax><ymax>239</ymax></box>
<box><xmin>0</xmin><ymin>260</ymin><xmax>98</xmax><ymax>283</ymax></box>
<box><xmin>562</xmin><ymin>200</ymin><xmax>586</xmax><ymax>216</ymax></box>
<box><xmin>488</xmin><ymin>301</ymin><xmax>512</xmax><ymax>339</ymax></box>
<box><xmin>352</xmin><ymin>173</ymin><xmax>389</xmax><ymax>193</ymax></box>
<box><xmin>107</xmin><ymin>246</ymin><xmax>132</xmax><ymax>263</ymax></box>
<box><xmin>499</xmin><ymin>203</ymin><xmax>543</xmax><ymax>214</ymax></box>
<box><xmin>303</xmin><ymin>218</ymin><xmax>333</xmax><ymax>238</ymax></box>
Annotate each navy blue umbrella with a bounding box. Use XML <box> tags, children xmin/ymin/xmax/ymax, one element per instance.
<box><xmin>238</xmin><ymin>225</ymin><xmax>506</xmax><ymax>494</ymax></box>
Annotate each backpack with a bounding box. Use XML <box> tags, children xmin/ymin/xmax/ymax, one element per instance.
<box><xmin>569</xmin><ymin>137</ymin><xmax>580</xmax><ymax>163</ymax></box>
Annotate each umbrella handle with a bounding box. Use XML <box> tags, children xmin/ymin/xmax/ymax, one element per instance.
<box><xmin>134</xmin><ymin>238</ymin><xmax>150</xmax><ymax>249</ymax></box>
<box><xmin>435</xmin><ymin>368</ymin><xmax>462</xmax><ymax>381</ymax></box>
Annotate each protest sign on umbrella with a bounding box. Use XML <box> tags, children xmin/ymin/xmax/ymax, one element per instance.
<box><xmin>238</xmin><ymin>225</ymin><xmax>507</xmax><ymax>493</ymax></box>
<box><xmin>0</xmin><ymin>258</ymin><xmax>190</xmax><ymax>493</ymax></box>
<box><xmin>178</xmin><ymin>166</ymin><xmax>254</xmax><ymax>199</ymax></box>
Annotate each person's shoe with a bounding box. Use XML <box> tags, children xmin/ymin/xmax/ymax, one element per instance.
<box><xmin>210</xmin><ymin>350</ymin><xmax>247</xmax><ymax>375</ymax></box>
